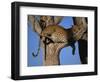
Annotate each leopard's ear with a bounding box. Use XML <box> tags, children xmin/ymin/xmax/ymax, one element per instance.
<box><xmin>54</xmin><ymin>16</ymin><xmax>63</xmax><ymax>24</ymax></box>
<box><xmin>28</xmin><ymin>15</ymin><xmax>42</xmax><ymax>35</ymax></box>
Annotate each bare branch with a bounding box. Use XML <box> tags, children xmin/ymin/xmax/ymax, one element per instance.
<box><xmin>28</xmin><ymin>15</ymin><xmax>42</xmax><ymax>35</ymax></box>
<box><xmin>28</xmin><ymin>15</ymin><xmax>35</xmax><ymax>29</ymax></box>
<box><xmin>73</xmin><ymin>17</ymin><xmax>87</xmax><ymax>28</ymax></box>
<box><xmin>72</xmin><ymin>17</ymin><xmax>87</xmax><ymax>40</ymax></box>
<box><xmin>34</xmin><ymin>18</ymin><xmax>42</xmax><ymax>35</ymax></box>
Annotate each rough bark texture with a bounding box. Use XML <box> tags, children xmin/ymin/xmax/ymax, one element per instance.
<box><xmin>43</xmin><ymin>43</ymin><xmax>66</xmax><ymax>65</ymax></box>
<box><xmin>73</xmin><ymin>17</ymin><xmax>88</xmax><ymax>64</ymax></box>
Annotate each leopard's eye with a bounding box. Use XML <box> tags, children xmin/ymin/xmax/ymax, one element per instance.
<box><xmin>43</xmin><ymin>37</ymin><xmax>54</xmax><ymax>45</ymax></box>
<box><xmin>47</xmin><ymin>34</ymin><xmax>51</xmax><ymax>37</ymax></box>
<box><xmin>46</xmin><ymin>38</ymin><xmax>51</xmax><ymax>44</ymax></box>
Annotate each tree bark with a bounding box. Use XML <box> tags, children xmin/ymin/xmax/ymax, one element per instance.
<box><xmin>73</xmin><ymin>17</ymin><xmax>88</xmax><ymax>64</ymax></box>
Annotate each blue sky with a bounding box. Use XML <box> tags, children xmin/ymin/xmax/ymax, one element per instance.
<box><xmin>28</xmin><ymin>16</ymin><xmax>81</xmax><ymax>66</ymax></box>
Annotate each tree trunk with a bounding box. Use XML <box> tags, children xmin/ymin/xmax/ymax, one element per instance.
<box><xmin>42</xmin><ymin>43</ymin><xmax>66</xmax><ymax>66</ymax></box>
<box><xmin>73</xmin><ymin>17</ymin><xmax>88</xmax><ymax>64</ymax></box>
